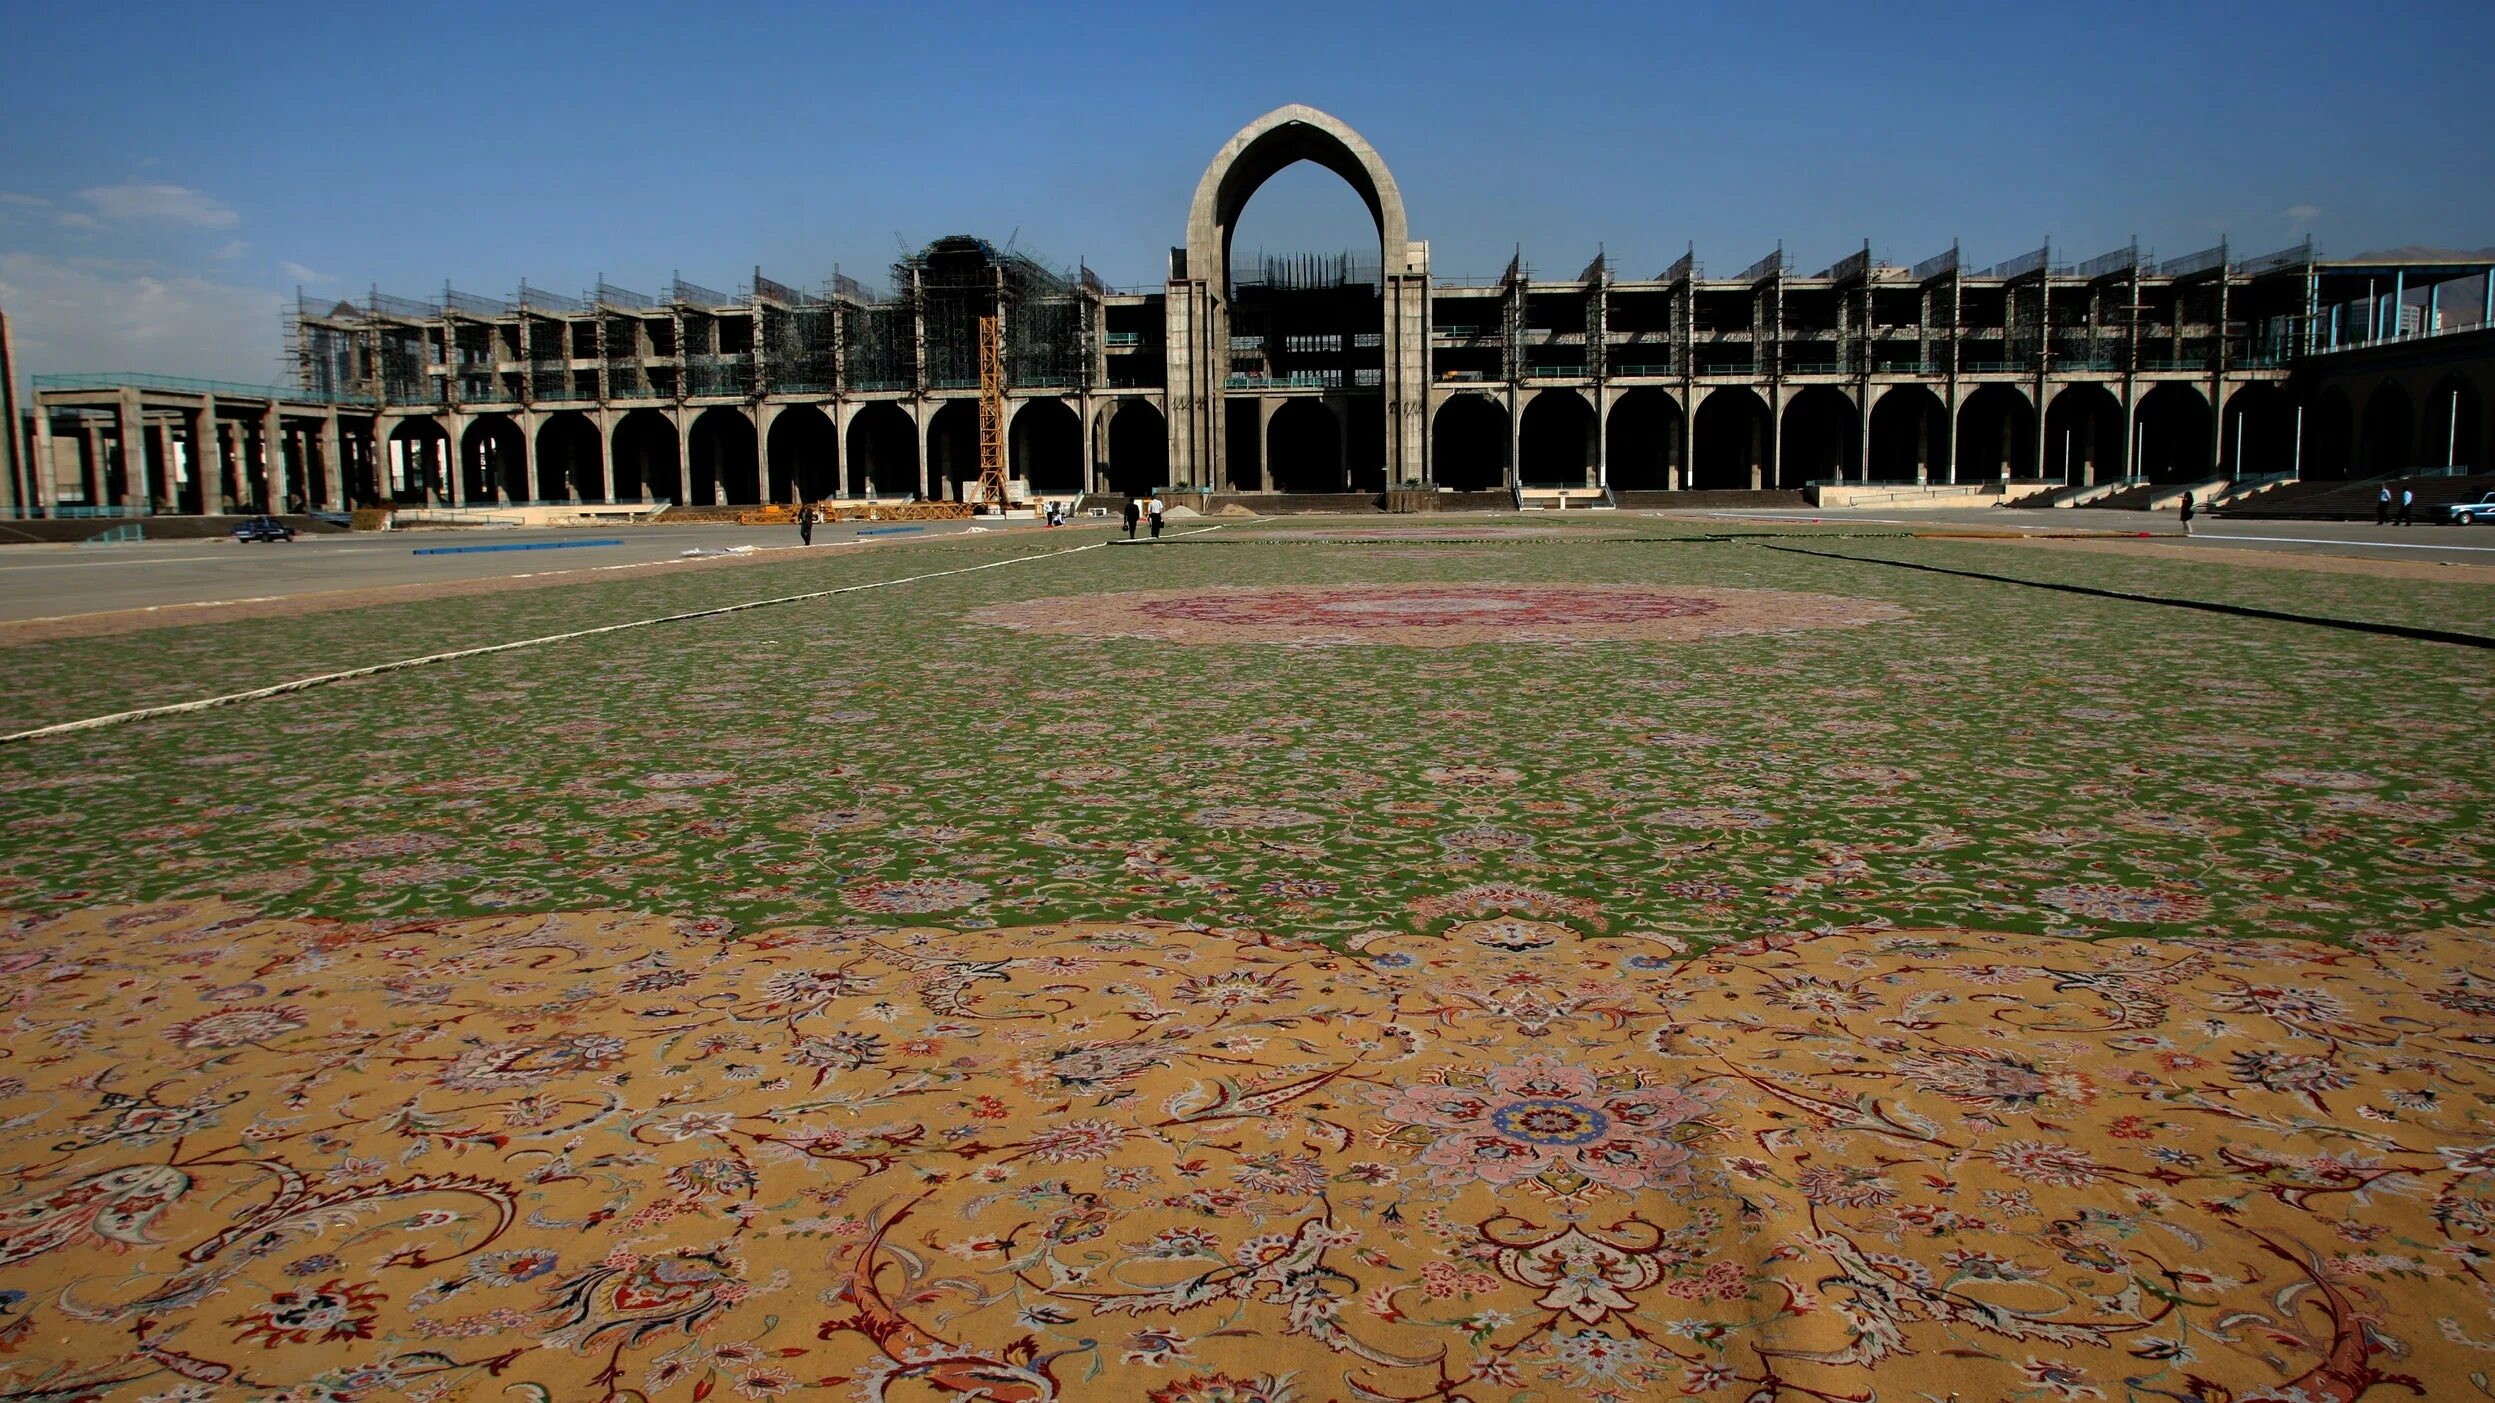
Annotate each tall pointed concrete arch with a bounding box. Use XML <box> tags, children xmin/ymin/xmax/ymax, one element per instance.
<box><xmin>1165</xmin><ymin>105</ymin><xmax>1429</xmax><ymax>493</ymax></box>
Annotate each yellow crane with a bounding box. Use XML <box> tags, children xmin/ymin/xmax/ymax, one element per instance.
<box><xmin>974</xmin><ymin>314</ymin><xmax>1009</xmax><ymax>512</ymax></box>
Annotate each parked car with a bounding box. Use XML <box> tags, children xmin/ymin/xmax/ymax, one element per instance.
<box><xmin>2445</xmin><ymin>492</ymin><xmax>2495</xmax><ymax>525</ymax></box>
<box><xmin>230</xmin><ymin>515</ymin><xmax>295</xmax><ymax>542</ymax></box>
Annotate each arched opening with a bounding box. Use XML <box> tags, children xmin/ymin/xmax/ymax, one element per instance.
<box><xmin>460</xmin><ymin>414</ymin><xmax>526</xmax><ymax>502</ymax></box>
<box><xmin>1267</xmin><ymin>399</ymin><xmax>1343</xmax><ymax>493</ymax></box>
<box><xmin>533</xmin><ymin>412</ymin><xmax>603</xmax><ymax>502</ymax></box>
<box><xmin>1225</xmin><ymin>405</ymin><xmax>1264</xmax><ymax>491</ymax></box>
<box><xmin>1953</xmin><ymin>385</ymin><xmax>2035</xmax><ymax>483</ymax></box>
<box><xmin>2220</xmin><ymin>383</ymin><xmax>2298</xmax><ymax>479</ymax></box>
<box><xmin>386</xmin><ymin>418</ymin><xmax>449</xmax><ymax>505</ymax></box>
<box><xmin>1517</xmin><ymin>390</ymin><xmax>1595</xmax><ymax>487</ymax></box>
<box><xmin>2424</xmin><ymin>375</ymin><xmax>2483</xmax><ymax>472</ymax></box>
<box><xmin>2135</xmin><ymin>384</ymin><xmax>2211</xmax><ymax>483</ymax></box>
<box><xmin>926</xmin><ymin>400</ymin><xmax>982</xmax><ymax>503</ymax></box>
<box><xmin>1870</xmin><ymin>385</ymin><xmax>1950</xmax><ymax>484</ymax></box>
<box><xmin>767</xmin><ymin>405</ymin><xmax>838</xmax><ymax>503</ymax></box>
<box><xmin>1188</xmin><ymin>106</ymin><xmax>1408</xmax><ymax>495</ymax></box>
<box><xmin>845</xmin><ymin>403</ymin><xmax>918</xmax><ymax>498</ymax></box>
<box><xmin>1690</xmin><ymin>389</ymin><xmax>1771</xmax><ymax>490</ymax></box>
<box><xmin>610</xmin><ymin>409</ymin><xmax>678</xmax><ymax>502</ymax></box>
<box><xmin>1434</xmin><ymin>394</ymin><xmax>1510</xmax><ymax>491</ymax></box>
<box><xmin>2041</xmin><ymin>384</ymin><xmax>2121</xmax><ymax>485</ymax></box>
<box><xmin>2359</xmin><ymin>383</ymin><xmax>2413</xmax><ymax>475</ymax></box>
<box><xmin>2301</xmin><ymin>388</ymin><xmax>2354</xmax><ymax>480</ymax></box>
<box><xmin>1011</xmin><ymin>400</ymin><xmax>1083</xmax><ymax>493</ymax></box>
<box><xmin>689</xmin><ymin>406</ymin><xmax>758</xmax><ymax>505</ymax></box>
<box><xmin>1605</xmin><ymin>389</ymin><xmax>1682</xmax><ymax>492</ymax></box>
<box><xmin>1107</xmin><ymin>400</ymin><xmax>1170</xmax><ymax>496</ymax></box>
<box><xmin>1777</xmin><ymin>386</ymin><xmax>1858</xmax><ymax>487</ymax></box>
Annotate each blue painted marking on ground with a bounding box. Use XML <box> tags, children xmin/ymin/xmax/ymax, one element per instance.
<box><xmin>856</xmin><ymin>526</ymin><xmax>925</xmax><ymax>537</ymax></box>
<box><xmin>412</xmin><ymin>538</ymin><xmax>624</xmax><ymax>556</ymax></box>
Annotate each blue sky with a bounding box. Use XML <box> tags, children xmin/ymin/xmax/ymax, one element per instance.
<box><xmin>2</xmin><ymin>0</ymin><xmax>2489</xmax><ymax>383</ymax></box>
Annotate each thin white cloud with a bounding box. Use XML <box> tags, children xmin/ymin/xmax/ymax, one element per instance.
<box><xmin>2283</xmin><ymin>204</ymin><xmax>2322</xmax><ymax>222</ymax></box>
<box><xmin>279</xmin><ymin>259</ymin><xmax>335</xmax><ymax>284</ymax></box>
<box><xmin>55</xmin><ymin>211</ymin><xmax>102</xmax><ymax>231</ymax></box>
<box><xmin>210</xmin><ymin>240</ymin><xmax>251</xmax><ymax>261</ymax></box>
<box><xmin>0</xmin><ymin>251</ymin><xmax>284</xmax><ymax>379</ymax></box>
<box><xmin>0</xmin><ymin>193</ymin><xmax>50</xmax><ymax>209</ymax></box>
<box><xmin>76</xmin><ymin>182</ymin><xmax>241</xmax><ymax>229</ymax></box>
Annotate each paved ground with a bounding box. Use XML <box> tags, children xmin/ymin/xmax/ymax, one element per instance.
<box><xmin>0</xmin><ymin>518</ymin><xmax>1059</xmax><ymax>622</ymax></box>
<box><xmin>1652</xmin><ymin>503</ymin><xmax>2495</xmax><ymax>562</ymax></box>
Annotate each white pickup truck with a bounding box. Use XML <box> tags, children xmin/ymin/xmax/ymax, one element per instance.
<box><xmin>2444</xmin><ymin>491</ymin><xmax>2495</xmax><ymax>525</ymax></box>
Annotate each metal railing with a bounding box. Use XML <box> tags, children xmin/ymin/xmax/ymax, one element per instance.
<box><xmin>1103</xmin><ymin>331</ymin><xmax>1142</xmax><ymax>346</ymax></box>
<box><xmin>32</xmin><ymin>371</ymin><xmax>374</xmax><ymax>406</ymax></box>
<box><xmin>0</xmin><ymin>503</ymin><xmax>154</xmax><ymax>519</ymax></box>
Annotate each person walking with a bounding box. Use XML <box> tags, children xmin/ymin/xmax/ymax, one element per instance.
<box><xmin>1148</xmin><ymin>493</ymin><xmax>1166</xmax><ymax>539</ymax></box>
<box><xmin>2377</xmin><ymin>485</ymin><xmax>2393</xmax><ymax>525</ymax></box>
<box><xmin>1122</xmin><ymin>496</ymin><xmax>1140</xmax><ymax>540</ymax></box>
<box><xmin>2179</xmin><ymin>490</ymin><xmax>2195</xmax><ymax>537</ymax></box>
<box><xmin>2399</xmin><ymin>487</ymin><xmax>2415</xmax><ymax>526</ymax></box>
<box><xmin>798</xmin><ymin>503</ymin><xmax>815</xmax><ymax>547</ymax></box>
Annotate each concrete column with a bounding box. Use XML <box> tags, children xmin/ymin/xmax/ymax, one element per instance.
<box><xmin>2209</xmin><ymin>385</ymin><xmax>2229</xmax><ymax>480</ymax></box>
<box><xmin>916</xmin><ymin>401</ymin><xmax>933</xmax><ymax>501</ymax></box>
<box><xmin>1257</xmin><ymin>398</ymin><xmax>1279</xmax><ymax>493</ymax></box>
<box><xmin>1505</xmin><ymin>385</ymin><xmax>1522</xmax><ymax>490</ymax></box>
<box><xmin>319</xmin><ymin>412</ymin><xmax>343</xmax><ymax>510</ymax></box>
<box><xmin>151</xmin><ymin>421</ymin><xmax>174</xmax><ymax>512</ymax></box>
<box><xmin>1593</xmin><ymin>391</ymin><xmax>1609</xmax><ymax>489</ymax></box>
<box><xmin>441</xmin><ymin>416</ymin><xmax>466</xmax><ymax>507</ymax></box>
<box><xmin>197</xmin><ymin>402</ymin><xmax>224</xmax><ymax>515</ymax></box>
<box><xmin>259</xmin><ymin>404</ymin><xmax>283</xmax><ymax>510</ymax></box>
<box><xmin>30</xmin><ymin>412</ymin><xmax>55</xmax><ymax>511</ymax></box>
<box><xmin>1855</xmin><ymin>391</ymin><xmax>1871</xmax><ymax>485</ymax></box>
<box><xmin>80</xmin><ymin>422</ymin><xmax>103</xmax><ymax>505</ymax></box>
<box><xmin>2120</xmin><ymin>388</ymin><xmax>2140</xmax><ymax>481</ymax></box>
<box><xmin>674</xmin><ymin>411</ymin><xmax>694</xmax><ymax>505</ymax></box>
<box><xmin>116</xmin><ymin>389</ymin><xmax>145</xmax><ymax>511</ymax></box>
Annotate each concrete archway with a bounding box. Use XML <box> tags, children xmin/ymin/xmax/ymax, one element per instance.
<box><xmin>461</xmin><ymin>414</ymin><xmax>527</xmax><ymax>502</ymax></box>
<box><xmin>2221</xmin><ymin>382</ymin><xmax>2297</xmax><ymax>478</ymax></box>
<box><xmin>1605</xmin><ymin>389</ymin><xmax>1682</xmax><ymax>491</ymax></box>
<box><xmin>1012</xmin><ymin>399</ymin><xmax>1083</xmax><ymax>492</ymax></box>
<box><xmin>611</xmin><ymin>409</ymin><xmax>678</xmax><ymax>502</ymax></box>
<box><xmin>386</xmin><ymin>418</ymin><xmax>449</xmax><ymax>504</ymax></box>
<box><xmin>767</xmin><ymin>405</ymin><xmax>838</xmax><ymax>503</ymax></box>
<box><xmin>2360</xmin><ymin>382</ymin><xmax>2412</xmax><ymax>475</ymax></box>
<box><xmin>2135</xmin><ymin>383</ymin><xmax>2211</xmax><ymax>483</ymax></box>
<box><xmin>1691</xmin><ymin>388</ymin><xmax>1771</xmax><ymax>490</ymax></box>
<box><xmin>1871</xmin><ymin>385</ymin><xmax>1950</xmax><ymax>484</ymax></box>
<box><xmin>1172</xmin><ymin>106</ymin><xmax>1424</xmax><ymax>489</ymax></box>
<box><xmin>1778</xmin><ymin>386</ymin><xmax>1857</xmax><ymax>487</ymax></box>
<box><xmin>845</xmin><ymin>403</ymin><xmax>918</xmax><ymax>498</ymax></box>
<box><xmin>925</xmin><ymin>400</ymin><xmax>983</xmax><ymax>503</ymax></box>
<box><xmin>1268</xmin><ymin>399</ymin><xmax>1343</xmax><ymax>493</ymax></box>
<box><xmin>2301</xmin><ymin>388</ymin><xmax>2355</xmax><ymax>480</ymax></box>
<box><xmin>534</xmin><ymin>411</ymin><xmax>603</xmax><ymax>501</ymax></box>
<box><xmin>1108</xmin><ymin>400</ymin><xmax>1171</xmax><ymax>496</ymax></box>
<box><xmin>1953</xmin><ymin>385</ymin><xmax>2035</xmax><ymax>483</ymax></box>
<box><xmin>1518</xmin><ymin>389</ymin><xmax>1596</xmax><ymax>487</ymax></box>
<box><xmin>1432</xmin><ymin>394</ymin><xmax>1509</xmax><ymax>491</ymax></box>
<box><xmin>689</xmin><ymin>406</ymin><xmax>758</xmax><ymax>505</ymax></box>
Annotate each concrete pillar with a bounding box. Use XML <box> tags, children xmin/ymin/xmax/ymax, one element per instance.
<box><xmin>262</xmin><ymin>405</ymin><xmax>285</xmax><ymax>511</ymax></box>
<box><xmin>1505</xmin><ymin>386</ymin><xmax>1522</xmax><ymax>490</ymax></box>
<box><xmin>916</xmin><ymin>401</ymin><xmax>933</xmax><ymax>501</ymax></box>
<box><xmin>674</xmin><ymin>411</ymin><xmax>694</xmax><ymax>505</ymax></box>
<box><xmin>1592</xmin><ymin>392</ymin><xmax>1608</xmax><ymax>489</ymax></box>
<box><xmin>81</xmin><ymin>422</ymin><xmax>103</xmax><ymax>505</ymax></box>
<box><xmin>320</xmin><ymin>411</ymin><xmax>343</xmax><ymax>511</ymax></box>
<box><xmin>1854</xmin><ymin>392</ymin><xmax>1871</xmax><ymax>485</ymax></box>
<box><xmin>2120</xmin><ymin>388</ymin><xmax>2140</xmax><ymax>481</ymax></box>
<box><xmin>197</xmin><ymin>403</ymin><xmax>224</xmax><ymax>515</ymax></box>
<box><xmin>116</xmin><ymin>389</ymin><xmax>145</xmax><ymax>511</ymax></box>
<box><xmin>151</xmin><ymin>421</ymin><xmax>174</xmax><ymax>512</ymax></box>
<box><xmin>30</xmin><ymin>412</ymin><xmax>55</xmax><ymax>511</ymax></box>
<box><xmin>441</xmin><ymin>416</ymin><xmax>466</xmax><ymax>508</ymax></box>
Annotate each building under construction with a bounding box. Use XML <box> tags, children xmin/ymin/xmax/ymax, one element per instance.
<box><xmin>8</xmin><ymin>105</ymin><xmax>2494</xmax><ymax>516</ymax></box>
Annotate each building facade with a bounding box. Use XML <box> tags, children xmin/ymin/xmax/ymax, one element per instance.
<box><xmin>10</xmin><ymin>105</ymin><xmax>2494</xmax><ymax>515</ymax></box>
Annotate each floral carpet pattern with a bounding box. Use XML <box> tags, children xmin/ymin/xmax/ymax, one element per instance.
<box><xmin>969</xmin><ymin>583</ymin><xmax>1908</xmax><ymax>647</ymax></box>
<box><xmin>0</xmin><ymin>902</ymin><xmax>2488</xmax><ymax>1403</ymax></box>
<box><xmin>0</xmin><ymin>525</ymin><xmax>2491</xmax><ymax>1399</ymax></box>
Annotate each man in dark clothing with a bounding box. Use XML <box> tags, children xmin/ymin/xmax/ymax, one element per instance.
<box><xmin>1122</xmin><ymin>498</ymin><xmax>1140</xmax><ymax>540</ymax></box>
<box><xmin>1148</xmin><ymin>494</ymin><xmax>1165</xmax><ymax>539</ymax></box>
<box><xmin>2179</xmin><ymin>490</ymin><xmax>2194</xmax><ymax>537</ymax></box>
<box><xmin>798</xmin><ymin>505</ymin><xmax>814</xmax><ymax>547</ymax></box>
